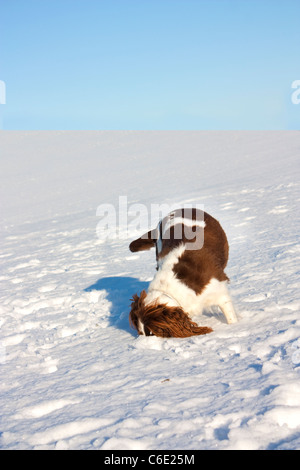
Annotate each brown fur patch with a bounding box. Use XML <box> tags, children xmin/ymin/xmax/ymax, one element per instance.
<box><xmin>157</xmin><ymin>208</ymin><xmax>205</xmax><ymax>260</ymax></box>
<box><xmin>129</xmin><ymin>290</ymin><xmax>213</xmax><ymax>338</ymax></box>
<box><xmin>172</xmin><ymin>211</ymin><xmax>229</xmax><ymax>294</ymax></box>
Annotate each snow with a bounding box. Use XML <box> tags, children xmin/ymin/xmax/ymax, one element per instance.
<box><xmin>0</xmin><ymin>131</ymin><xmax>300</xmax><ymax>450</ymax></box>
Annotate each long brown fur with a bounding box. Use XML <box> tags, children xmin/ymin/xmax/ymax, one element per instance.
<box><xmin>129</xmin><ymin>290</ymin><xmax>212</xmax><ymax>338</ymax></box>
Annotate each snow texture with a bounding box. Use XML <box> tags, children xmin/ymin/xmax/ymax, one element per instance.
<box><xmin>0</xmin><ymin>131</ymin><xmax>300</xmax><ymax>450</ymax></box>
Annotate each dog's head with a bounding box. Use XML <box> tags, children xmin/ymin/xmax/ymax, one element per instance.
<box><xmin>129</xmin><ymin>290</ymin><xmax>213</xmax><ymax>338</ymax></box>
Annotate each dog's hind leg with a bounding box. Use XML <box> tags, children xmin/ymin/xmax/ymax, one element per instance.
<box><xmin>219</xmin><ymin>295</ymin><xmax>238</xmax><ymax>324</ymax></box>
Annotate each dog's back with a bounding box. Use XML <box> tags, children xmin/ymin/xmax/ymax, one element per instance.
<box><xmin>130</xmin><ymin>208</ymin><xmax>228</xmax><ymax>281</ymax></box>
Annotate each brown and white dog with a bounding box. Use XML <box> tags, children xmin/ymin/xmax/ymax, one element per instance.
<box><xmin>129</xmin><ymin>208</ymin><xmax>237</xmax><ymax>338</ymax></box>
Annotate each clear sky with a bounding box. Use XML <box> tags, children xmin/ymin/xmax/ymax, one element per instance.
<box><xmin>0</xmin><ymin>0</ymin><xmax>299</xmax><ymax>129</ymax></box>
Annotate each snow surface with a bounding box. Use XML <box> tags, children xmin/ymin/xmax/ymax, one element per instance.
<box><xmin>0</xmin><ymin>131</ymin><xmax>300</xmax><ymax>450</ymax></box>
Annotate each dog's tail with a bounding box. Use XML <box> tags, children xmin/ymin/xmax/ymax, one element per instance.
<box><xmin>129</xmin><ymin>229</ymin><xmax>156</xmax><ymax>253</ymax></box>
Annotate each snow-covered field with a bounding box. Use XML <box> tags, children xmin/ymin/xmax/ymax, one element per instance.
<box><xmin>0</xmin><ymin>131</ymin><xmax>300</xmax><ymax>450</ymax></box>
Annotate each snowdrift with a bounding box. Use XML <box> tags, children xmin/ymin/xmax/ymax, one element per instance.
<box><xmin>0</xmin><ymin>131</ymin><xmax>300</xmax><ymax>450</ymax></box>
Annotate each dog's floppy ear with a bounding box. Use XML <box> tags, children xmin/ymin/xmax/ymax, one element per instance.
<box><xmin>129</xmin><ymin>229</ymin><xmax>157</xmax><ymax>252</ymax></box>
<box><xmin>143</xmin><ymin>304</ymin><xmax>213</xmax><ymax>338</ymax></box>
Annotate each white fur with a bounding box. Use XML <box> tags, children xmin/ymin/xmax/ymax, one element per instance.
<box><xmin>156</xmin><ymin>214</ymin><xmax>206</xmax><ymax>256</ymax></box>
<box><xmin>156</xmin><ymin>221</ymin><xmax>163</xmax><ymax>255</ymax></box>
<box><xmin>162</xmin><ymin>216</ymin><xmax>206</xmax><ymax>235</ymax></box>
<box><xmin>138</xmin><ymin>319</ymin><xmax>146</xmax><ymax>335</ymax></box>
<box><xmin>145</xmin><ymin>243</ymin><xmax>237</xmax><ymax>324</ymax></box>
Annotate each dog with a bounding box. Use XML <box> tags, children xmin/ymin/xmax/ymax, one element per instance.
<box><xmin>129</xmin><ymin>208</ymin><xmax>237</xmax><ymax>338</ymax></box>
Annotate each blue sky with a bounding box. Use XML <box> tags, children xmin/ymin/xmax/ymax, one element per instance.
<box><xmin>0</xmin><ymin>0</ymin><xmax>299</xmax><ymax>129</ymax></box>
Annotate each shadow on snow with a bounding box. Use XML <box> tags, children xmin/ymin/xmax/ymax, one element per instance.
<box><xmin>84</xmin><ymin>276</ymin><xmax>149</xmax><ymax>335</ymax></box>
